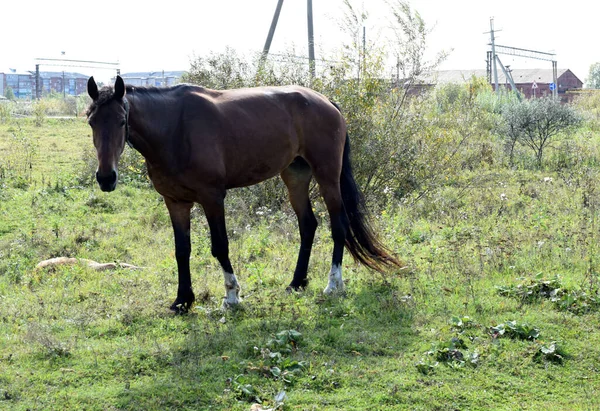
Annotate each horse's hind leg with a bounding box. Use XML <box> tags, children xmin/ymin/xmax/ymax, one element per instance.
<box><xmin>202</xmin><ymin>193</ymin><xmax>241</xmax><ymax>307</ymax></box>
<box><xmin>313</xmin><ymin>174</ymin><xmax>348</xmax><ymax>294</ymax></box>
<box><xmin>281</xmin><ymin>158</ymin><xmax>318</xmax><ymax>290</ymax></box>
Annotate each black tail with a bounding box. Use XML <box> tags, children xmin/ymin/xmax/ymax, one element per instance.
<box><xmin>340</xmin><ymin>134</ymin><xmax>403</xmax><ymax>273</ymax></box>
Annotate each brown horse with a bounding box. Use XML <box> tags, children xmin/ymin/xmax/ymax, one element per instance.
<box><xmin>86</xmin><ymin>75</ymin><xmax>401</xmax><ymax>312</ymax></box>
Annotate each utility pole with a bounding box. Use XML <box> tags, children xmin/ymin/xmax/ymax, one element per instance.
<box><xmin>487</xmin><ymin>18</ymin><xmax>500</xmax><ymax>93</ymax></box>
<box><xmin>307</xmin><ymin>0</ymin><xmax>315</xmax><ymax>79</ymax></box>
<box><xmin>259</xmin><ymin>0</ymin><xmax>317</xmax><ymax>78</ymax></box>
<box><xmin>552</xmin><ymin>60</ymin><xmax>558</xmax><ymax>99</ymax></box>
<box><xmin>35</xmin><ymin>64</ymin><xmax>40</xmax><ymax>100</ymax></box>
<box><xmin>486</xmin><ymin>51</ymin><xmax>492</xmax><ymax>84</ymax></box>
<box><xmin>261</xmin><ymin>0</ymin><xmax>285</xmax><ymax>65</ymax></box>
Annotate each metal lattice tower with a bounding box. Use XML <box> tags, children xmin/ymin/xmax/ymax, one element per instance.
<box><xmin>486</xmin><ymin>18</ymin><xmax>558</xmax><ymax>98</ymax></box>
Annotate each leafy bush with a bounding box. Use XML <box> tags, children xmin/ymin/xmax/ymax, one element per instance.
<box><xmin>32</xmin><ymin>100</ymin><xmax>47</xmax><ymax>127</ymax></box>
<box><xmin>489</xmin><ymin>320</ymin><xmax>540</xmax><ymax>341</ymax></box>
<box><xmin>4</xmin><ymin>86</ymin><xmax>15</xmax><ymax>100</ymax></box>
<box><xmin>0</xmin><ymin>101</ymin><xmax>15</xmax><ymax>123</ymax></box>
<box><xmin>499</xmin><ymin>97</ymin><xmax>582</xmax><ymax>166</ymax></box>
<box><xmin>534</xmin><ymin>341</ymin><xmax>567</xmax><ymax>364</ymax></box>
<box><xmin>0</xmin><ymin>122</ymin><xmax>38</xmax><ymax>186</ymax></box>
<box><xmin>183</xmin><ymin>46</ymin><xmax>253</xmax><ymax>89</ymax></box>
<box><xmin>496</xmin><ymin>273</ymin><xmax>600</xmax><ymax>314</ymax></box>
<box><xmin>496</xmin><ymin>273</ymin><xmax>564</xmax><ymax>303</ymax></box>
<box><xmin>553</xmin><ymin>289</ymin><xmax>600</xmax><ymax>314</ymax></box>
<box><xmin>420</xmin><ymin>337</ymin><xmax>479</xmax><ymax>371</ymax></box>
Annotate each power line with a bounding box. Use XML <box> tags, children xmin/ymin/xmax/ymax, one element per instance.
<box><xmin>33</xmin><ymin>63</ymin><xmax>120</xmax><ymax>70</ymax></box>
<box><xmin>33</xmin><ymin>57</ymin><xmax>121</xmax><ymax>99</ymax></box>
<box><xmin>34</xmin><ymin>58</ymin><xmax>119</xmax><ymax>66</ymax></box>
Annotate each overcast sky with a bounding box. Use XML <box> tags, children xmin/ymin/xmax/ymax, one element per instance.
<box><xmin>1</xmin><ymin>0</ymin><xmax>597</xmax><ymax>85</ymax></box>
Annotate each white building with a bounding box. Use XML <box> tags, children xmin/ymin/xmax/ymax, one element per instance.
<box><xmin>116</xmin><ymin>71</ymin><xmax>185</xmax><ymax>87</ymax></box>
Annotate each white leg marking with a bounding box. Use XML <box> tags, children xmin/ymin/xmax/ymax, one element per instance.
<box><xmin>323</xmin><ymin>264</ymin><xmax>344</xmax><ymax>294</ymax></box>
<box><xmin>223</xmin><ymin>270</ymin><xmax>241</xmax><ymax>307</ymax></box>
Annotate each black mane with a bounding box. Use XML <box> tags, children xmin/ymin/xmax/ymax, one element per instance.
<box><xmin>87</xmin><ymin>83</ymin><xmax>207</xmax><ymax>117</ymax></box>
<box><xmin>125</xmin><ymin>83</ymin><xmax>202</xmax><ymax>97</ymax></box>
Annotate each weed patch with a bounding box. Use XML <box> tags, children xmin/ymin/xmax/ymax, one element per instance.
<box><xmin>497</xmin><ymin>273</ymin><xmax>600</xmax><ymax>314</ymax></box>
<box><xmin>489</xmin><ymin>320</ymin><xmax>540</xmax><ymax>341</ymax></box>
<box><xmin>534</xmin><ymin>341</ymin><xmax>567</xmax><ymax>364</ymax></box>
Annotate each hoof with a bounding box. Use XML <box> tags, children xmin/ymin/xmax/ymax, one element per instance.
<box><xmin>324</xmin><ymin>264</ymin><xmax>343</xmax><ymax>295</ymax></box>
<box><xmin>221</xmin><ymin>282</ymin><xmax>241</xmax><ymax>309</ymax></box>
<box><xmin>323</xmin><ymin>285</ymin><xmax>345</xmax><ymax>295</ymax></box>
<box><xmin>221</xmin><ymin>296</ymin><xmax>241</xmax><ymax>310</ymax></box>
<box><xmin>169</xmin><ymin>295</ymin><xmax>195</xmax><ymax>314</ymax></box>
<box><xmin>287</xmin><ymin>279</ymin><xmax>308</xmax><ymax>293</ymax></box>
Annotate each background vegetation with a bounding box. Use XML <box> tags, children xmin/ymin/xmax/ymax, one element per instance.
<box><xmin>1</xmin><ymin>1</ymin><xmax>600</xmax><ymax>409</ymax></box>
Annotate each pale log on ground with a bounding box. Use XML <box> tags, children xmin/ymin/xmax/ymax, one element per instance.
<box><xmin>36</xmin><ymin>257</ymin><xmax>142</xmax><ymax>271</ymax></box>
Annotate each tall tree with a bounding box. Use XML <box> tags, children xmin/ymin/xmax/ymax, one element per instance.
<box><xmin>586</xmin><ymin>62</ymin><xmax>600</xmax><ymax>89</ymax></box>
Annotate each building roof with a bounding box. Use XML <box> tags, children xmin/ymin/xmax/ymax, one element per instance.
<box><xmin>418</xmin><ymin>69</ymin><xmax>581</xmax><ymax>85</ymax></box>
<box><xmin>37</xmin><ymin>71</ymin><xmax>89</xmax><ymax>79</ymax></box>
<box><xmin>0</xmin><ymin>68</ymin><xmax>31</xmax><ymax>76</ymax></box>
<box><xmin>504</xmin><ymin>68</ymin><xmax>571</xmax><ymax>84</ymax></box>
<box><xmin>418</xmin><ymin>69</ymin><xmax>487</xmax><ymax>84</ymax></box>
<box><xmin>120</xmin><ymin>71</ymin><xmax>185</xmax><ymax>79</ymax></box>
<box><xmin>0</xmin><ymin>69</ymin><xmax>89</xmax><ymax>79</ymax></box>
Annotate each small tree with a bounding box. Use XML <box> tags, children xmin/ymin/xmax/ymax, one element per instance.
<box><xmin>500</xmin><ymin>100</ymin><xmax>532</xmax><ymax>166</ymax></box>
<box><xmin>502</xmin><ymin>97</ymin><xmax>581</xmax><ymax>166</ymax></box>
<box><xmin>586</xmin><ymin>62</ymin><xmax>600</xmax><ymax>89</ymax></box>
<box><xmin>5</xmin><ymin>86</ymin><xmax>15</xmax><ymax>100</ymax></box>
<box><xmin>182</xmin><ymin>46</ymin><xmax>251</xmax><ymax>89</ymax></box>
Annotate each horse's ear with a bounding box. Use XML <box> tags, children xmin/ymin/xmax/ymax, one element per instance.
<box><xmin>87</xmin><ymin>76</ymin><xmax>99</xmax><ymax>101</ymax></box>
<box><xmin>114</xmin><ymin>75</ymin><xmax>125</xmax><ymax>100</ymax></box>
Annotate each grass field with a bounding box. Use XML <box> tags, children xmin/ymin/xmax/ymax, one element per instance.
<box><xmin>1</xmin><ymin>117</ymin><xmax>600</xmax><ymax>410</ymax></box>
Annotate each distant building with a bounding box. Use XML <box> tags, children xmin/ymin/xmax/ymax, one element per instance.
<box><xmin>117</xmin><ymin>71</ymin><xmax>185</xmax><ymax>87</ymax></box>
<box><xmin>38</xmin><ymin>71</ymin><xmax>89</xmax><ymax>97</ymax></box>
<box><xmin>1</xmin><ymin>68</ymin><xmax>33</xmax><ymax>99</ymax></box>
<box><xmin>412</xmin><ymin>68</ymin><xmax>583</xmax><ymax>101</ymax></box>
<box><xmin>1</xmin><ymin>68</ymin><xmax>89</xmax><ymax>99</ymax></box>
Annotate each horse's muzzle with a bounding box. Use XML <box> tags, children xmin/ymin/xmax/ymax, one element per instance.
<box><xmin>96</xmin><ymin>170</ymin><xmax>118</xmax><ymax>192</ymax></box>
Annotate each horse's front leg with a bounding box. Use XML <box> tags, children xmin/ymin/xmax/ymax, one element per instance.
<box><xmin>164</xmin><ymin>197</ymin><xmax>195</xmax><ymax>312</ymax></box>
<box><xmin>203</xmin><ymin>199</ymin><xmax>241</xmax><ymax>307</ymax></box>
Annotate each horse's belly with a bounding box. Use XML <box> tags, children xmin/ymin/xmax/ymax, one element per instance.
<box><xmin>225</xmin><ymin>160</ymin><xmax>289</xmax><ymax>188</ymax></box>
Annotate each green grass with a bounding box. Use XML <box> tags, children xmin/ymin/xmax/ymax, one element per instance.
<box><xmin>1</xmin><ymin>119</ymin><xmax>600</xmax><ymax>410</ymax></box>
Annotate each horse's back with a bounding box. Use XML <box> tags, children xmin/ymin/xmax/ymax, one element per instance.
<box><xmin>175</xmin><ymin>84</ymin><xmax>346</xmax><ymax>190</ymax></box>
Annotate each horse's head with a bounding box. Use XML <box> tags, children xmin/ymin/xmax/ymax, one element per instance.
<box><xmin>86</xmin><ymin>75</ymin><xmax>128</xmax><ymax>192</ymax></box>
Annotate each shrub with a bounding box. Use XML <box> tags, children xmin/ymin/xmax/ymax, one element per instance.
<box><xmin>499</xmin><ymin>97</ymin><xmax>582</xmax><ymax>166</ymax></box>
<box><xmin>4</xmin><ymin>86</ymin><xmax>15</xmax><ymax>100</ymax></box>
<box><xmin>0</xmin><ymin>122</ymin><xmax>38</xmax><ymax>186</ymax></box>
<box><xmin>32</xmin><ymin>100</ymin><xmax>47</xmax><ymax>127</ymax></box>
<box><xmin>0</xmin><ymin>100</ymin><xmax>15</xmax><ymax>123</ymax></box>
